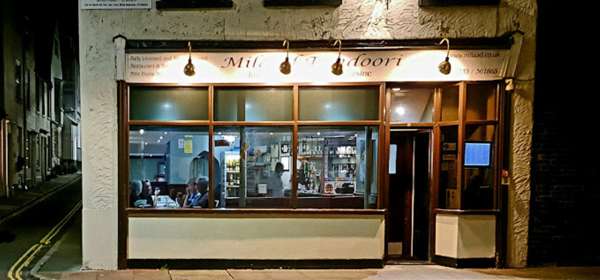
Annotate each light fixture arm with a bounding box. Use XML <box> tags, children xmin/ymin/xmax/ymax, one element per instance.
<box><xmin>437</xmin><ymin>38</ymin><xmax>452</xmax><ymax>75</ymax></box>
<box><xmin>333</xmin><ymin>39</ymin><xmax>342</xmax><ymax>59</ymax></box>
<box><xmin>331</xmin><ymin>39</ymin><xmax>344</xmax><ymax>76</ymax></box>
<box><xmin>184</xmin><ymin>41</ymin><xmax>196</xmax><ymax>76</ymax></box>
<box><xmin>283</xmin><ymin>40</ymin><xmax>290</xmax><ymax>59</ymax></box>
<box><xmin>439</xmin><ymin>38</ymin><xmax>450</xmax><ymax>58</ymax></box>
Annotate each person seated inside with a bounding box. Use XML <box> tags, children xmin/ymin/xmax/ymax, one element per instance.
<box><xmin>183</xmin><ymin>177</ymin><xmax>210</xmax><ymax>208</ymax></box>
<box><xmin>195</xmin><ymin>177</ymin><xmax>210</xmax><ymax>208</ymax></box>
<box><xmin>183</xmin><ymin>177</ymin><xmax>199</xmax><ymax>208</ymax></box>
<box><xmin>130</xmin><ymin>180</ymin><xmax>154</xmax><ymax>208</ymax></box>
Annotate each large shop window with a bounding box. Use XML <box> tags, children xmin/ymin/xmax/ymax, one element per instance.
<box><xmin>299</xmin><ymin>86</ymin><xmax>379</xmax><ymax>121</ymax></box>
<box><xmin>129</xmin><ymin>127</ymin><xmax>210</xmax><ymax>209</ymax></box>
<box><xmin>297</xmin><ymin>126</ymin><xmax>378</xmax><ymax>209</ymax></box>
<box><xmin>125</xmin><ymin>84</ymin><xmax>384</xmax><ymax>211</ymax></box>
<box><xmin>213</xmin><ymin>126</ymin><xmax>293</xmax><ymax>208</ymax></box>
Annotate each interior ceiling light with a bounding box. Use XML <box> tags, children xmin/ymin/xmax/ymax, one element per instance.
<box><xmin>280</xmin><ymin>40</ymin><xmax>291</xmax><ymax>75</ymax></box>
<box><xmin>184</xmin><ymin>41</ymin><xmax>195</xmax><ymax>76</ymax></box>
<box><xmin>331</xmin><ymin>39</ymin><xmax>343</xmax><ymax>76</ymax></box>
<box><xmin>438</xmin><ymin>38</ymin><xmax>451</xmax><ymax>75</ymax></box>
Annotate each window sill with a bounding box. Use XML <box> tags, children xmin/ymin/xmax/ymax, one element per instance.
<box><xmin>126</xmin><ymin>207</ymin><xmax>386</xmax><ymax>217</ymax></box>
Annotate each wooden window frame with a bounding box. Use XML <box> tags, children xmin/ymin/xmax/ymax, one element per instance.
<box><xmin>120</xmin><ymin>82</ymin><xmax>385</xmax><ymax>213</ymax></box>
<box><xmin>117</xmin><ymin>80</ymin><xmax>505</xmax><ymax>267</ymax></box>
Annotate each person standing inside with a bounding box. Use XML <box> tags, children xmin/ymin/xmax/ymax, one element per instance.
<box><xmin>267</xmin><ymin>162</ymin><xmax>285</xmax><ymax>197</ymax></box>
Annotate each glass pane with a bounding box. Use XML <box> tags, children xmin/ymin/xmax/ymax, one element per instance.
<box><xmin>214</xmin><ymin>87</ymin><xmax>293</xmax><ymax>121</ymax></box>
<box><xmin>463</xmin><ymin>124</ymin><xmax>496</xmax><ymax>209</ymax></box>
<box><xmin>130</xmin><ymin>87</ymin><xmax>208</xmax><ymax>121</ymax></box>
<box><xmin>299</xmin><ymin>86</ymin><xmax>379</xmax><ymax>121</ymax></box>
<box><xmin>129</xmin><ymin>126</ymin><xmax>210</xmax><ymax>209</ymax></box>
<box><xmin>389</xmin><ymin>86</ymin><xmax>434</xmax><ymax>123</ymax></box>
<box><xmin>440</xmin><ymin>86</ymin><xmax>459</xmax><ymax>121</ymax></box>
<box><xmin>466</xmin><ymin>84</ymin><xmax>497</xmax><ymax>121</ymax></box>
<box><xmin>297</xmin><ymin>126</ymin><xmax>378</xmax><ymax>209</ymax></box>
<box><xmin>214</xmin><ymin>127</ymin><xmax>292</xmax><ymax>208</ymax></box>
<box><xmin>466</xmin><ymin>124</ymin><xmax>496</xmax><ymax>142</ymax></box>
<box><xmin>439</xmin><ymin>126</ymin><xmax>458</xmax><ymax>209</ymax></box>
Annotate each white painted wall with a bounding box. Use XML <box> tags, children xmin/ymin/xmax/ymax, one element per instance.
<box><xmin>435</xmin><ymin>214</ymin><xmax>496</xmax><ymax>259</ymax></box>
<box><xmin>79</xmin><ymin>0</ymin><xmax>536</xmax><ymax>269</ymax></box>
<box><xmin>435</xmin><ymin>214</ymin><xmax>459</xmax><ymax>258</ymax></box>
<box><xmin>128</xmin><ymin>217</ymin><xmax>384</xmax><ymax>260</ymax></box>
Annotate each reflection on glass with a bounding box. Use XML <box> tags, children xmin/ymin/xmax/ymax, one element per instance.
<box><xmin>440</xmin><ymin>86</ymin><xmax>459</xmax><ymax>121</ymax></box>
<box><xmin>128</xmin><ymin>127</ymin><xmax>211</xmax><ymax>209</ymax></box>
<box><xmin>466</xmin><ymin>84</ymin><xmax>497</xmax><ymax>121</ymax></box>
<box><xmin>296</xmin><ymin>127</ymin><xmax>378</xmax><ymax>209</ymax></box>
<box><xmin>389</xmin><ymin>87</ymin><xmax>434</xmax><ymax>122</ymax></box>
<box><xmin>299</xmin><ymin>87</ymin><xmax>379</xmax><ymax>121</ymax></box>
<box><xmin>129</xmin><ymin>87</ymin><xmax>208</xmax><ymax>121</ymax></box>
<box><xmin>214</xmin><ymin>87</ymin><xmax>293</xmax><ymax>121</ymax></box>
<box><xmin>214</xmin><ymin>127</ymin><xmax>292</xmax><ymax>208</ymax></box>
<box><xmin>439</xmin><ymin>126</ymin><xmax>458</xmax><ymax>209</ymax></box>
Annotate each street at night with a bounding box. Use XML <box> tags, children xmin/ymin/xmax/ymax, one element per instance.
<box><xmin>0</xmin><ymin>175</ymin><xmax>81</xmax><ymax>279</ymax></box>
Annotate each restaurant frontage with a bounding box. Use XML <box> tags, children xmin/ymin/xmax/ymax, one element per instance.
<box><xmin>106</xmin><ymin>35</ymin><xmax>523</xmax><ymax>269</ymax></box>
<box><xmin>79</xmin><ymin>0</ymin><xmax>536</xmax><ymax>271</ymax></box>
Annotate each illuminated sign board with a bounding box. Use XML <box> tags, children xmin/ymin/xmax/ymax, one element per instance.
<box><xmin>125</xmin><ymin>49</ymin><xmax>510</xmax><ymax>83</ymax></box>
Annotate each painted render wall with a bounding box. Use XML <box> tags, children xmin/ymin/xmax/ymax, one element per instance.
<box><xmin>78</xmin><ymin>0</ymin><xmax>536</xmax><ymax>269</ymax></box>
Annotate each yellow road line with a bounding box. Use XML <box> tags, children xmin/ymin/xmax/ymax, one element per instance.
<box><xmin>7</xmin><ymin>201</ymin><xmax>82</xmax><ymax>280</ymax></box>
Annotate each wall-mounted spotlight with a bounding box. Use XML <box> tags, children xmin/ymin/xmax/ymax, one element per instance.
<box><xmin>184</xmin><ymin>41</ymin><xmax>195</xmax><ymax>76</ymax></box>
<box><xmin>331</xmin><ymin>39</ymin><xmax>343</xmax><ymax>76</ymax></box>
<box><xmin>280</xmin><ymin>40</ymin><xmax>291</xmax><ymax>75</ymax></box>
<box><xmin>438</xmin><ymin>38</ymin><xmax>451</xmax><ymax>75</ymax></box>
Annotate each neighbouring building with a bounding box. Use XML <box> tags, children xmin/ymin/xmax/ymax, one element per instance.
<box><xmin>78</xmin><ymin>0</ymin><xmax>537</xmax><ymax>270</ymax></box>
<box><xmin>1</xmin><ymin>0</ymin><xmax>80</xmax><ymax>198</ymax></box>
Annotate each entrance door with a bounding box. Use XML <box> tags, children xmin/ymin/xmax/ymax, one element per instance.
<box><xmin>387</xmin><ymin>129</ymin><xmax>431</xmax><ymax>260</ymax></box>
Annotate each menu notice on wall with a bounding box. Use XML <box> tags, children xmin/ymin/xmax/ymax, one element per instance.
<box><xmin>81</xmin><ymin>0</ymin><xmax>151</xmax><ymax>10</ymax></box>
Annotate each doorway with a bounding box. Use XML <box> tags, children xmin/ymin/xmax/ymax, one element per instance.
<box><xmin>387</xmin><ymin>129</ymin><xmax>431</xmax><ymax>260</ymax></box>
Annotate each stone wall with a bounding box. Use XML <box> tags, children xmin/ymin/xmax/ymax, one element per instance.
<box><xmin>79</xmin><ymin>0</ymin><xmax>536</xmax><ymax>269</ymax></box>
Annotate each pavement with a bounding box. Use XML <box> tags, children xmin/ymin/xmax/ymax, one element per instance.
<box><xmin>34</xmin><ymin>265</ymin><xmax>600</xmax><ymax>280</ymax></box>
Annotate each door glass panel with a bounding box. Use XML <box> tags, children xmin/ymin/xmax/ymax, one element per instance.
<box><xmin>389</xmin><ymin>86</ymin><xmax>434</xmax><ymax>123</ymax></box>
